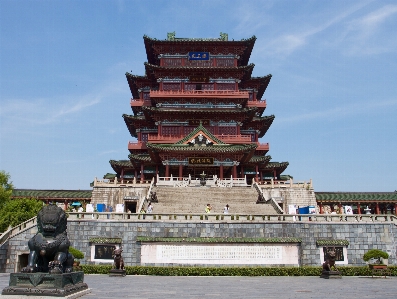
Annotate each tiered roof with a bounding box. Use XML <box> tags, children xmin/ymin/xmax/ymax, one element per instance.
<box><xmin>143</xmin><ymin>34</ymin><xmax>256</xmax><ymax>66</ymax></box>
<box><xmin>108</xmin><ymin>33</ymin><xmax>289</xmax><ymax>179</ymax></box>
<box><xmin>316</xmin><ymin>192</ymin><xmax>397</xmax><ymax>203</ymax></box>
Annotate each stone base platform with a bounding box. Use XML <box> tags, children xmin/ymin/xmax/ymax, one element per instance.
<box><xmin>320</xmin><ymin>270</ymin><xmax>342</xmax><ymax>279</ymax></box>
<box><xmin>109</xmin><ymin>269</ymin><xmax>126</xmax><ymax>277</ymax></box>
<box><xmin>1</xmin><ymin>272</ymin><xmax>89</xmax><ymax>297</ymax></box>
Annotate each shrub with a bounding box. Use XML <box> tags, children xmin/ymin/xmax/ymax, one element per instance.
<box><xmin>78</xmin><ymin>265</ymin><xmax>396</xmax><ymax>276</ymax></box>
<box><xmin>363</xmin><ymin>249</ymin><xmax>389</xmax><ymax>263</ymax></box>
<box><xmin>69</xmin><ymin>247</ymin><xmax>84</xmax><ymax>260</ymax></box>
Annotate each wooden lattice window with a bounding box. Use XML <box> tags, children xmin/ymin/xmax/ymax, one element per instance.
<box><xmin>202</xmin><ymin>84</ymin><xmax>214</xmax><ymax>90</ymax></box>
<box><xmin>162</xmin><ymin>126</ymin><xmax>180</xmax><ymax>136</ymax></box>
<box><xmin>183</xmin><ymin>127</ymin><xmax>195</xmax><ymax>135</ymax></box>
<box><xmin>207</xmin><ymin>127</ymin><xmax>216</xmax><ymax>135</ymax></box>
<box><xmin>216</xmin><ymin>58</ymin><xmax>234</xmax><ymax>67</ymax></box>
<box><xmin>217</xmin><ymin>83</ymin><xmax>235</xmax><ymax>90</ymax></box>
<box><xmin>184</xmin><ymin>84</ymin><xmax>196</xmax><ymax>91</ymax></box>
<box><xmin>163</xmin><ymin>83</ymin><xmax>181</xmax><ymax>91</ymax></box>
<box><xmin>164</xmin><ymin>58</ymin><xmax>182</xmax><ymax>67</ymax></box>
<box><xmin>218</xmin><ymin>126</ymin><xmax>237</xmax><ymax>135</ymax></box>
<box><xmin>186</xmin><ymin>60</ymin><xmax>212</xmax><ymax>67</ymax></box>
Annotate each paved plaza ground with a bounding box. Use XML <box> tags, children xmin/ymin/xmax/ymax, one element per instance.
<box><xmin>1</xmin><ymin>273</ymin><xmax>396</xmax><ymax>299</ymax></box>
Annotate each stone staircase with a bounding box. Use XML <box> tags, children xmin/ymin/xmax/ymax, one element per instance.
<box><xmin>150</xmin><ymin>186</ymin><xmax>279</xmax><ymax>214</ymax></box>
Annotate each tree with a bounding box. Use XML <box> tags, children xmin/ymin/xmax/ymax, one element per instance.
<box><xmin>0</xmin><ymin>171</ymin><xmax>43</xmax><ymax>233</ymax></box>
<box><xmin>0</xmin><ymin>198</ymin><xmax>43</xmax><ymax>232</ymax></box>
<box><xmin>0</xmin><ymin>170</ymin><xmax>14</xmax><ymax>209</ymax></box>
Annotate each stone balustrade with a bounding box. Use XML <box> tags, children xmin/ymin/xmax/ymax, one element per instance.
<box><xmin>66</xmin><ymin>212</ymin><xmax>397</xmax><ymax>224</ymax></box>
<box><xmin>93</xmin><ymin>177</ymin><xmax>152</xmax><ymax>187</ymax></box>
<box><xmin>257</xmin><ymin>179</ymin><xmax>313</xmax><ymax>189</ymax></box>
<box><xmin>0</xmin><ymin>217</ymin><xmax>37</xmax><ymax>245</ymax></box>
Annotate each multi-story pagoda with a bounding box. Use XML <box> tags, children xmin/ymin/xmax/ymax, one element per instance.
<box><xmin>109</xmin><ymin>32</ymin><xmax>289</xmax><ymax>183</ymax></box>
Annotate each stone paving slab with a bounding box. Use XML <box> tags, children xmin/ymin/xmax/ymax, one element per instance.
<box><xmin>1</xmin><ymin>273</ymin><xmax>396</xmax><ymax>299</ymax></box>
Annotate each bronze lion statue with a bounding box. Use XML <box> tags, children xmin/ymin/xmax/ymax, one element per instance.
<box><xmin>22</xmin><ymin>204</ymin><xmax>74</xmax><ymax>274</ymax></box>
<box><xmin>322</xmin><ymin>247</ymin><xmax>338</xmax><ymax>272</ymax></box>
<box><xmin>112</xmin><ymin>248</ymin><xmax>124</xmax><ymax>270</ymax></box>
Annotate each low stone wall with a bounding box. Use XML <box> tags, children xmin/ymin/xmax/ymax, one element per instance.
<box><xmin>261</xmin><ymin>187</ymin><xmax>317</xmax><ymax>212</ymax></box>
<box><xmin>0</xmin><ymin>240</ymin><xmax>9</xmax><ymax>273</ymax></box>
<box><xmin>91</xmin><ymin>186</ymin><xmax>149</xmax><ymax>208</ymax></box>
<box><xmin>1</xmin><ymin>220</ymin><xmax>396</xmax><ymax>272</ymax></box>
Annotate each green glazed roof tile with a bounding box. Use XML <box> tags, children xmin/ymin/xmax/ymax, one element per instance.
<box><xmin>315</xmin><ymin>192</ymin><xmax>397</xmax><ymax>202</ymax></box>
<box><xmin>12</xmin><ymin>189</ymin><xmax>92</xmax><ymax>199</ymax></box>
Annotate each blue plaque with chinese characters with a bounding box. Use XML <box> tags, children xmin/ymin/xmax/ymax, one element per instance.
<box><xmin>188</xmin><ymin>52</ymin><xmax>210</xmax><ymax>60</ymax></box>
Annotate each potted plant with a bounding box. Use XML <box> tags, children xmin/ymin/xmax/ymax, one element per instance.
<box><xmin>69</xmin><ymin>246</ymin><xmax>84</xmax><ymax>268</ymax></box>
<box><xmin>363</xmin><ymin>249</ymin><xmax>389</xmax><ymax>269</ymax></box>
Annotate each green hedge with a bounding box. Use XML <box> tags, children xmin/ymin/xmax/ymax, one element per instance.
<box><xmin>80</xmin><ymin>265</ymin><xmax>397</xmax><ymax>276</ymax></box>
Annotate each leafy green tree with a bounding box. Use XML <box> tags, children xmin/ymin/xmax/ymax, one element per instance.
<box><xmin>0</xmin><ymin>170</ymin><xmax>14</xmax><ymax>209</ymax></box>
<box><xmin>0</xmin><ymin>198</ymin><xmax>43</xmax><ymax>232</ymax></box>
<box><xmin>0</xmin><ymin>171</ymin><xmax>43</xmax><ymax>232</ymax></box>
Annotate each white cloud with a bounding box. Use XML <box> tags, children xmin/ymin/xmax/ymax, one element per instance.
<box><xmin>277</xmin><ymin>98</ymin><xmax>397</xmax><ymax>124</ymax></box>
<box><xmin>0</xmin><ymin>73</ymin><xmax>127</xmax><ymax>138</ymax></box>
<box><xmin>255</xmin><ymin>2</ymin><xmax>371</xmax><ymax>57</ymax></box>
<box><xmin>341</xmin><ymin>4</ymin><xmax>397</xmax><ymax>55</ymax></box>
<box><xmin>232</xmin><ymin>1</ymin><xmax>273</xmax><ymax>36</ymax></box>
<box><xmin>0</xmin><ymin>95</ymin><xmax>100</xmax><ymax>127</ymax></box>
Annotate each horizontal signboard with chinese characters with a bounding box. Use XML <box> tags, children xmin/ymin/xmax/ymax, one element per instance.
<box><xmin>188</xmin><ymin>119</ymin><xmax>210</xmax><ymax>126</ymax></box>
<box><xmin>188</xmin><ymin>157</ymin><xmax>214</xmax><ymax>165</ymax></box>
<box><xmin>189</xmin><ymin>76</ymin><xmax>209</xmax><ymax>82</ymax></box>
<box><xmin>188</xmin><ymin>52</ymin><xmax>210</xmax><ymax>60</ymax></box>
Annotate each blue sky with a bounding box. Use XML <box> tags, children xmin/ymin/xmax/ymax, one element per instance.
<box><xmin>1</xmin><ymin>0</ymin><xmax>396</xmax><ymax>192</ymax></box>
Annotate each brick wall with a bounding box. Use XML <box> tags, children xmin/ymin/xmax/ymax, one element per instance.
<box><xmin>1</xmin><ymin>220</ymin><xmax>395</xmax><ymax>272</ymax></box>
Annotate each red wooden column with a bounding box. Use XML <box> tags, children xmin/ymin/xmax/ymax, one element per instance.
<box><xmin>319</xmin><ymin>203</ymin><xmax>323</xmax><ymax>214</ymax></box>
<box><xmin>219</xmin><ymin>164</ymin><xmax>224</xmax><ymax>180</ymax></box>
<box><xmin>240</xmin><ymin>165</ymin><xmax>244</xmax><ymax>178</ymax></box>
<box><xmin>338</xmin><ymin>203</ymin><xmax>342</xmax><ymax>214</ymax></box>
<box><xmin>64</xmin><ymin>200</ymin><xmax>68</xmax><ymax>211</ymax></box>
<box><xmin>134</xmin><ymin>170</ymin><xmax>138</xmax><ymax>181</ymax></box>
<box><xmin>255</xmin><ymin>165</ymin><xmax>259</xmax><ymax>182</ymax></box>
<box><xmin>165</xmin><ymin>163</ymin><xmax>169</xmax><ymax>179</ymax></box>
<box><xmin>233</xmin><ymin>163</ymin><xmax>237</xmax><ymax>178</ymax></box>
<box><xmin>178</xmin><ymin>164</ymin><xmax>183</xmax><ymax>180</ymax></box>
<box><xmin>155</xmin><ymin>165</ymin><xmax>159</xmax><ymax>183</ymax></box>
<box><xmin>375</xmin><ymin>202</ymin><xmax>380</xmax><ymax>214</ymax></box>
<box><xmin>357</xmin><ymin>203</ymin><xmax>361</xmax><ymax>215</ymax></box>
<box><xmin>394</xmin><ymin>203</ymin><xmax>397</xmax><ymax>216</ymax></box>
<box><xmin>140</xmin><ymin>164</ymin><xmax>145</xmax><ymax>183</ymax></box>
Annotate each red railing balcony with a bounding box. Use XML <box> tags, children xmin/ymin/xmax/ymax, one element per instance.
<box><xmin>150</xmin><ymin>90</ymin><xmax>249</xmax><ymax>99</ymax></box>
<box><xmin>146</xmin><ymin>134</ymin><xmax>256</xmax><ymax>144</ymax></box>
<box><xmin>128</xmin><ymin>141</ymin><xmax>147</xmax><ymax>150</ymax></box>
<box><xmin>256</xmin><ymin>143</ymin><xmax>270</xmax><ymax>151</ymax></box>
<box><xmin>147</xmin><ymin>135</ymin><xmax>181</xmax><ymax>143</ymax></box>
<box><xmin>246</xmin><ymin>99</ymin><xmax>267</xmax><ymax>108</ymax></box>
<box><xmin>130</xmin><ymin>99</ymin><xmax>152</xmax><ymax>107</ymax></box>
<box><xmin>214</xmin><ymin>135</ymin><xmax>252</xmax><ymax>143</ymax></box>
<box><xmin>161</xmin><ymin>57</ymin><xmax>236</xmax><ymax>67</ymax></box>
